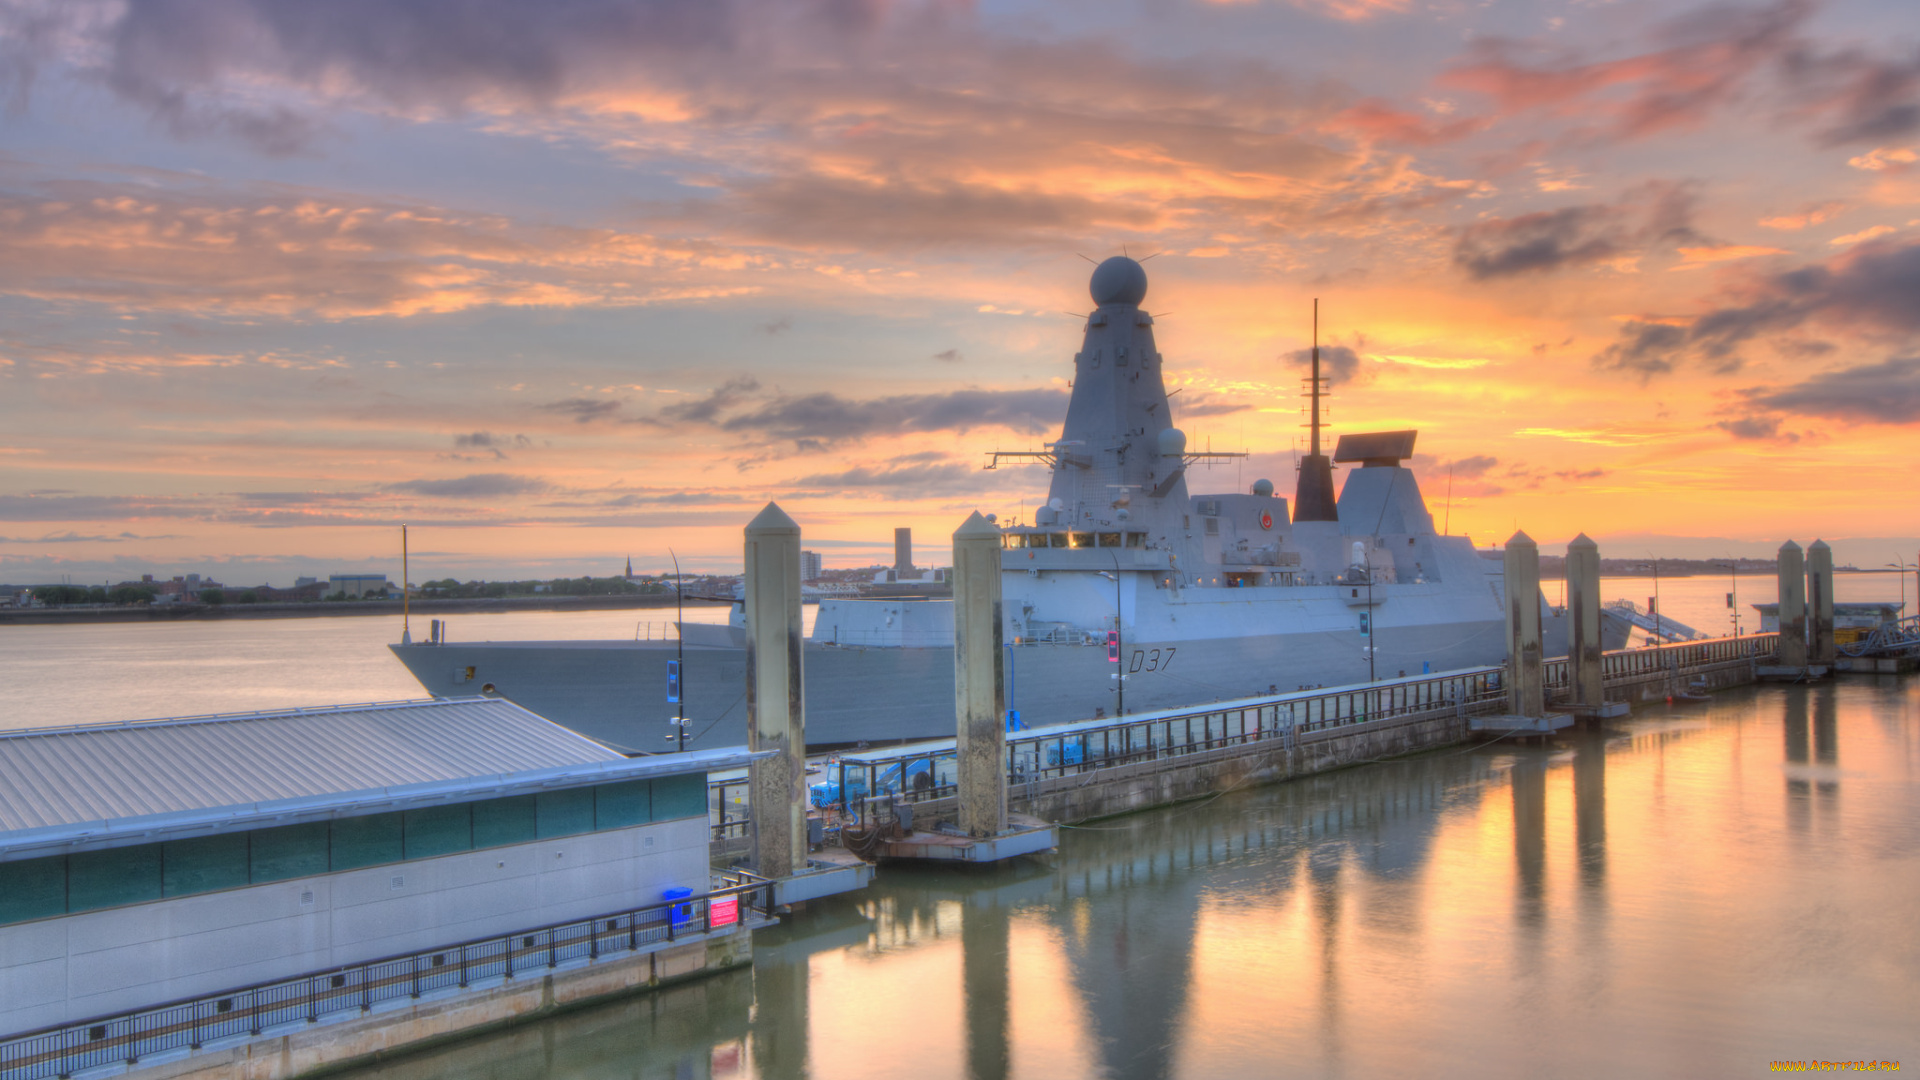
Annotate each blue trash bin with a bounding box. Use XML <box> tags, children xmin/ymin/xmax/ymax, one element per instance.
<box><xmin>663</xmin><ymin>886</ymin><xmax>693</xmax><ymax>927</ymax></box>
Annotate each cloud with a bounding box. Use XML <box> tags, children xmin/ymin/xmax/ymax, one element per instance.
<box><xmin>1759</xmin><ymin>202</ymin><xmax>1847</xmax><ymax>230</ymax></box>
<box><xmin>1436</xmin><ymin>1</ymin><xmax>1916</xmax><ymax>149</ymax></box>
<box><xmin>0</xmin><ymin>175</ymin><xmax>760</xmax><ymax>320</ymax></box>
<box><xmin>7</xmin><ymin>0</ymin><xmax>1482</xmax><ymax>263</ymax></box>
<box><xmin>1175</xmin><ymin>395</ymin><xmax>1254</xmax><ymax>419</ymax></box>
<box><xmin>1744</xmin><ymin>356</ymin><xmax>1920</xmax><ymax>424</ymax></box>
<box><xmin>1438</xmin><ymin>454</ymin><xmax>1499</xmax><ymax>478</ymax></box>
<box><xmin>652</xmin><ymin>377</ymin><xmax>762</xmax><ymax>425</ymax></box>
<box><xmin>1845</xmin><ymin>146</ymin><xmax>1918</xmax><ymax>171</ymax></box>
<box><xmin>1716</xmin><ymin>414</ymin><xmax>1799</xmax><ymax>441</ymax></box>
<box><xmin>1830</xmin><ymin>225</ymin><xmax>1898</xmax><ymax>246</ymax></box>
<box><xmin>0</xmin><ymin>494</ymin><xmax>215</xmax><ymax>522</ymax></box>
<box><xmin>1283</xmin><ymin>344</ymin><xmax>1362</xmax><ymax>386</ymax></box>
<box><xmin>384</xmin><ymin>473</ymin><xmax>551</xmax><ymax>498</ymax></box>
<box><xmin>538</xmin><ymin>398</ymin><xmax>622</xmax><ymax>423</ymax></box>
<box><xmin>0</xmin><ymin>530</ymin><xmax>184</xmax><ymax>544</ymax></box>
<box><xmin>789</xmin><ymin>460</ymin><xmax>989</xmax><ymax>494</ymax></box>
<box><xmin>933</xmin><ymin>349</ymin><xmax>963</xmax><ymax>363</ymax></box>
<box><xmin>1452</xmin><ymin>183</ymin><xmax>1699</xmax><ymax>279</ymax></box>
<box><xmin>453</xmin><ymin>431</ymin><xmax>531</xmax><ymax>449</ymax></box>
<box><xmin>1591</xmin><ymin>237</ymin><xmax>1920</xmax><ymax>377</ymax></box>
<box><xmin>1441</xmin><ymin>0</ymin><xmax>1810</xmax><ymax>141</ymax></box>
<box><xmin>704</xmin><ymin>387</ymin><xmax>1067</xmax><ymax>445</ymax></box>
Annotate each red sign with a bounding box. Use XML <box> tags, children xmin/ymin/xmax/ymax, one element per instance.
<box><xmin>1260</xmin><ymin>512</ymin><xmax>1274</xmax><ymax>530</ymax></box>
<box><xmin>1107</xmin><ymin>630</ymin><xmax>1120</xmax><ymax>662</ymax></box>
<box><xmin>710</xmin><ymin>894</ymin><xmax>739</xmax><ymax>927</ymax></box>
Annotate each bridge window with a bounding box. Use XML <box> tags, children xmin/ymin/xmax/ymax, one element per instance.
<box><xmin>1071</xmin><ymin>533</ymin><xmax>1094</xmax><ymax>548</ymax></box>
<box><xmin>1097</xmin><ymin>533</ymin><xmax>1121</xmax><ymax>548</ymax></box>
<box><xmin>1126</xmin><ymin>532</ymin><xmax>1146</xmax><ymax>548</ymax></box>
<box><xmin>1049</xmin><ymin>532</ymin><xmax>1069</xmax><ymax>548</ymax></box>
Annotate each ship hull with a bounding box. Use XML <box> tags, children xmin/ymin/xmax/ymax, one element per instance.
<box><xmin>387</xmin><ymin>603</ymin><xmax>1618</xmax><ymax>752</ymax></box>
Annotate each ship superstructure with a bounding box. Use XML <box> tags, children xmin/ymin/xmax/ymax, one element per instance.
<box><xmin>392</xmin><ymin>258</ymin><xmax>1623</xmax><ymax>751</ymax></box>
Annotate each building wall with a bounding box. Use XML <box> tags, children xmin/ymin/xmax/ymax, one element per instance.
<box><xmin>0</xmin><ymin>816</ymin><xmax>708</xmax><ymax>1036</ymax></box>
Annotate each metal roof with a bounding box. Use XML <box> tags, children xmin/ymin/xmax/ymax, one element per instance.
<box><xmin>0</xmin><ymin>697</ymin><xmax>764</xmax><ymax>861</ymax></box>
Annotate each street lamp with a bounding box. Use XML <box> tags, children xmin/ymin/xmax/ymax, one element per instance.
<box><xmin>1100</xmin><ymin>551</ymin><xmax>1124</xmax><ymax>716</ymax></box>
<box><xmin>1889</xmin><ymin>559</ymin><xmax>1915</xmax><ymax>623</ymax></box>
<box><xmin>1364</xmin><ymin>547</ymin><xmax>1377</xmax><ymax>683</ymax></box>
<box><xmin>1639</xmin><ymin>557</ymin><xmax>1663</xmax><ymax>644</ymax></box>
<box><xmin>668</xmin><ymin>548</ymin><xmax>687</xmax><ymax>752</ymax></box>
<box><xmin>1715</xmin><ymin>558</ymin><xmax>1739</xmax><ymax>638</ymax></box>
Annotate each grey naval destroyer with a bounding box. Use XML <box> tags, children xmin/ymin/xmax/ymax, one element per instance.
<box><xmin>391</xmin><ymin>256</ymin><xmax>1629</xmax><ymax>751</ymax></box>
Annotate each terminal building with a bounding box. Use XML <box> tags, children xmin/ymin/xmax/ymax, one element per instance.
<box><xmin>0</xmin><ymin>698</ymin><xmax>754</xmax><ymax>1037</ymax></box>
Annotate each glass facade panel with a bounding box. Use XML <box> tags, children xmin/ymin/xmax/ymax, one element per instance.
<box><xmin>650</xmin><ymin>773</ymin><xmax>709</xmax><ymax>820</ymax></box>
<box><xmin>250</xmin><ymin>822</ymin><xmax>331</xmax><ymax>883</ymax></box>
<box><xmin>163</xmin><ymin>833</ymin><xmax>250</xmax><ymax>897</ymax></box>
<box><xmin>0</xmin><ymin>771</ymin><xmax>707</xmax><ymax>925</ymax></box>
<box><xmin>70</xmin><ymin>846</ymin><xmax>162</xmax><ymax>912</ymax></box>
<box><xmin>472</xmin><ymin>795</ymin><xmax>536</xmax><ymax>848</ymax></box>
<box><xmin>0</xmin><ymin>856</ymin><xmax>66</xmax><ymax>923</ymax></box>
<box><xmin>403</xmin><ymin>804</ymin><xmax>473</xmax><ymax>859</ymax></box>
<box><xmin>537</xmin><ymin>788</ymin><xmax>595</xmax><ymax>838</ymax></box>
<box><xmin>594</xmin><ymin>780</ymin><xmax>651</xmax><ymax>829</ymax></box>
<box><xmin>331</xmin><ymin>813</ymin><xmax>403</xmax><ymax>871</ymax></box>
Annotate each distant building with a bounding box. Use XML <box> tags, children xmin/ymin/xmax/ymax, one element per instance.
<box><xmin>294</xmin><ymin>576</ymin><xmax>319</xmax><ymax>588</ymax></box>
<box><xmin>329</xmin><ymin>573</ymin><xmax>389</xmax><ymax>598</ymax></box>
<box><xmin>894</xmin><ymin>528</ymin><xmax>914</xmax><ymax>575</ymax></box>
<box><xmin>800</xmin><ymin>550</ymin><xmax>822</xmax><ymax>582</ymax></box>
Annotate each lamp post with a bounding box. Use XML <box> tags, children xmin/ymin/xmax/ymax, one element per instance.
<box><xmin>1889</xmin><ymin>559</ymin><xmax>1915</xmax><ymax>624</ymax></box>
<box><xmin>1365</xmin><ymin>548</ymin><xmax>1377</xmax><ymax>683</ymax></box>
<box><xmin>1102</xmin><ymin>552</ymin><xmax>1124</xmax><ymax>716</ymax></box>
<box><xmin>669</xmin><ymin>548</ymin><xmax>687</xmax><ymax>752</ymax></box>
<box><xmin>1716</xmin><ymin>558</ymin><xmax>1739</xmax><ymax>637</ymax></box>
<box><xmin>1640</xmin><ymin>557</ymin><xmax>1663</xmax><ymax>644</ymax></box>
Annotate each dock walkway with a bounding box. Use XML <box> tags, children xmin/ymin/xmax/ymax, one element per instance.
<box><xmin>711</xmin><ymin>632</ymin><xmax>1784</xmax><ymax>837</ymax></box>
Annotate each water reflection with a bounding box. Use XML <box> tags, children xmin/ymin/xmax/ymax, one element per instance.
<box><xmin>1571</xmin><ymin>729</ymin><xmax>1608</xmax><ymax>892</ymax></box>
<box><xmin>331</xmin><ymin>680</ymin><xmax>1920</xmax><ymax>1080</ymax></box>
<box><xmin>1510</xmin><ymin>752</ymin><xmax>1548</xmax><ymax>930</ymax></box>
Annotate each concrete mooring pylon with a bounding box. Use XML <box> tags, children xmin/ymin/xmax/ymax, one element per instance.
<box><xmin>1808</xmin><ymin>539</ymin><xmax>1836</xmax><ymax>666</ymax></box>
<box><xmin>1566</xmin><ymin>533</ymin><xmax>1610</xmax><ymax>716</ymax></box>
<box><xmin>745</xmin><ymin>502</ymin><xmax>807</xmax><ymax>878</ymax></box>
<box><xmin>1505</xmin><ymin>530</ymin><xmax>1545</xmax><ymax>718</ymax></box>
<box><xmin>953</xmin><ymin>511</ymin><xmax>1008</xmax><ymax>838</ymax></box>
<box><xmin>1776</xmin><ymin>540</ymin><xmax>1808</xmax><ymax>670</ymax></box>
<box><xmin>1475</xmin><ymin>530</ymin><xmax>1571</xmax><ymax>737</ymax></box>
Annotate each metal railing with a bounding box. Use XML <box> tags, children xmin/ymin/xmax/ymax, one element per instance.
<box><xmin>816</xmin><ymin>667</ymin><xmax>1513</xmax><ymax>822</ymax></box>
<box><xmin>1542</xmin><ymin>633</ymin><xmax>1778</xmax><ymax>694</ymax></box>
<box><xmin>707</xmin><ymin>632</ymin><xmax>1795</xmax><ymax>832</ymax></box>
<box><xmin>0</xmin><ymin>880</ymin><xmax>774</xmax><ymax>1080</ymax></box>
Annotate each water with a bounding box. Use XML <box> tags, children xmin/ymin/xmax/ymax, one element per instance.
<box><xmin>0</xmin><ymin>605</ymin><xmax>736</xmax><ymax>732</ymax></box>
<box><xmin>3</xmin><ymin>581</ymin><xmax>1916</xmax><ymax>1075</ymax></box>
<box><xmin>0</xmin><ymin>575</ymin><xmax>1904</xmax><ymax>732</ymax></box>
<box><xmin>319</xmin><ymin>677</ymin><xmax>1919</xmax><ymax>1080</ymax></box>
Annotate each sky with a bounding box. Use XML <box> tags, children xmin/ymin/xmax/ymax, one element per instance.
<box><xmin>0</xmin><ymin>0</ymin><xmax>1917</xmax><ymax>584</ymax></box>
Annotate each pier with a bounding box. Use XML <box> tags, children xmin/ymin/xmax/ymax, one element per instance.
<box><xmin>753</xmin><ymin>631</ymin><xmax>1783</xmax><ymax>838</ymax></box>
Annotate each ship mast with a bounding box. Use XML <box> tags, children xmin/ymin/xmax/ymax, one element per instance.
<box><xmin>1293</xmin><ymin>298</ymin><xmax>1340</xmax><ymax>521</ymax></box>
<box><xmin>1309</xmin><ymin>298</ymin><xmax>1322</xmax><ymax>458</ymax></box>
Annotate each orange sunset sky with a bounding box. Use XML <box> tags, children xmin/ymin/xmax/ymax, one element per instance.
<box><xmin>1</xmin><ymin>0</ymin><xmax>1916</xmax><ymax>582</ymax></box>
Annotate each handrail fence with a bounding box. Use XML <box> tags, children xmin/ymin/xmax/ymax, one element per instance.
<box><xmin>0</xmin><ymin>880</ymin><xmax>773</xmax><ymax>1080</ymax></box>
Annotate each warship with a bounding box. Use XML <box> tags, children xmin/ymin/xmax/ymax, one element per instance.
<box><xmin>391</xmin><ymin>256</ymin><xmax>1629</xmax><ymax>751</ymax></box>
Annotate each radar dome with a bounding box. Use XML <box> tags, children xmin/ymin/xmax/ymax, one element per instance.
<box><xmin>1252</xmin><ymin>478</ymin><xmax>1274</xmax><ymax>497</ymax></box>
<box><xmin>1090</xmin><ymin>256</ymin><xmax>1148</xmax><ymax>306</ymax></box>
<box><xmin>1157</xmin><ymin>427</ymin><xmax>1187</xmax><ymax>458</ymax></box>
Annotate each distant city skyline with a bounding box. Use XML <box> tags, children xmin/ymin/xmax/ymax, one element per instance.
<box><xmin>1</xmin><ymin>0</ymin><xmax>1916</xmax><ymax>583</ymax></box>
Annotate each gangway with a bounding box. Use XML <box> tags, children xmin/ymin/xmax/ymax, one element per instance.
<box><xmin>1604</xmin><ymin>598</ymin><xmax>1705</xmax><ymax>643</ymax></box>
